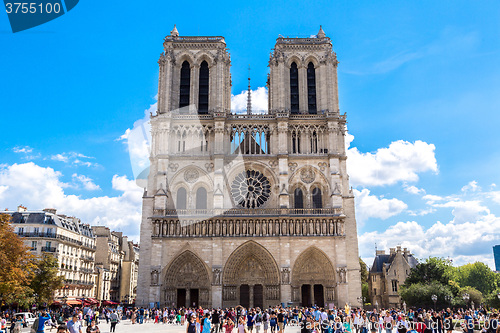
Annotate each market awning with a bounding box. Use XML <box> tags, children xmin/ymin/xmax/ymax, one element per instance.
<box><xmin>86</xmin><ymin>298</ymin><xmax>99</xmax><ymax>305</ymax></box>
<box><xmin>102</xmin><ymin>300</ymin><xmax>118</xmax><ymax>306</ymax></box>
<box><xmin>66</xmin><ymin>300</ymin><xmax>83</xmax><ymax>306</ymax></box>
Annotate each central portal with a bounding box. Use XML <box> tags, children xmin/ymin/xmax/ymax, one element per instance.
<box><xmin>222</xmin><ymin>241</ymin><xmax>281</xmax><ymax>308</ymax></box>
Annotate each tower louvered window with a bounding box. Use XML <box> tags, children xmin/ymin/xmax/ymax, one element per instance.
<box><xmin>290</xmin><ymin>62</ymin><xmax>299</xmax><ymax>114</ymax></box>
<box><xmin>307</xmin><ymin>62</ymin><xmax>317</xmax><ymax>114</ymax></box>
<box><xmin>198</xmin><ymin>61</ymin><xmax>209</xmax><ymax>114</ymax></box>
<box><xmin>179</xmin><ymin>61</ymin><xmax>190</xmax><ymax>109</ymax></box>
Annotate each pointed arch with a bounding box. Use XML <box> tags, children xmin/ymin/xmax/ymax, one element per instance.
<box><xmin>223</xmin><ymin>240</ymin><xmax>280</xmax><ymax>285</ymax></box>
<box><xmin>292</xmin><ymin>246</ymin><xmax>336</xmax><ymax>286</ymax></box>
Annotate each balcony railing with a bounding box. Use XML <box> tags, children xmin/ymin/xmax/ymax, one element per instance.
<box><xmin>153</xmin><ymin>207</ymin><xmax>343</xmax><ymax>217</ymax></box>
<box><xmin>80</xmin><ymin>255</ymin><xmax>94</xmax><ymax>261</ymax></box>
<box><xmin>41</xmin><ymin>246</ymin><xmax>57</xmax><ymax>252</ymax></box>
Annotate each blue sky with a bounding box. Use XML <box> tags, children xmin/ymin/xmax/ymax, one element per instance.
<box><xmin>1</xmin><ymin>1</ymin><xmax>500</xmax><ymax>267</ymax></box>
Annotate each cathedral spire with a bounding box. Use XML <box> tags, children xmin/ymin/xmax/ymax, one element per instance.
<box><xmin>170</xmin><ymin>24</ymin><xmax>179</xmax><ymax>37</ymax></box>
<box><xmin>247</xmin><ymin>65</ymin><xmax>252</xmax><ymax>115</ymax></box>
<box><xmin>317</xmin><ymin>25</ymin><xmax>326</xmax><ymax>38</ymax></box>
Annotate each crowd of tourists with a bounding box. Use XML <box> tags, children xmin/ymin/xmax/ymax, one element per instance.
<box><xmin>0</xmin><ymin>306</ymin><xmax>120</xmax><ymax>333</ymax></box>
<box><xmin>2</xmin><ymin>304</ymin><xmax>500</xmax><ymax>333</ymax></box>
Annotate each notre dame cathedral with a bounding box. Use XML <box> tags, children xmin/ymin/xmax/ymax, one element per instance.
<box><xmin>136</xmin><ymin>26</ymin><xmax>362</xmax><ymax>309</ymax></box>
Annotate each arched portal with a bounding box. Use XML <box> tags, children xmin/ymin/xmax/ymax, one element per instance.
<box><xmin>222</xmin><ymin>241</ymin><xmax>280</xmax><ymax>308</ymax></box>
<box><xmin>163</xmin><ymin>251</ymin><xmax>211</xmax><ymax>308</ymax></box>
<box><xmin>291</xmin><ymin>247</ymin><xmax>336</xmax><ymax>307</ymax></box>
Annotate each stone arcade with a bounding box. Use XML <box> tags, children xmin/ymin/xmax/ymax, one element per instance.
<box><xmin>136</xmin><ymin>26</ymin><xmax>362</xmax><ymax>308</ymax></box>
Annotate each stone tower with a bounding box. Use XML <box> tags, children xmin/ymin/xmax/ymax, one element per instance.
<box><xmin>136</xmin><ymin>26</ymin><xmax>362</xmax><ymax>309</ymax></box>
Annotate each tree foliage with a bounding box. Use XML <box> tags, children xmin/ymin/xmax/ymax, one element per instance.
<box><xmin>454</xmin><ymin>262</ymin><xmax>497</xmax><ymax>295</ymax></box>
<box><xmin>0</xmin><ymin>213</ymin><xmax>37</xmax><ymax>306</ymax></box>
<box><xmin>404</xmin><ymin>257</ymin><xmax>455</xmax><ymax>286</ymax></box>
<box><xmin>30</xmin><ymin>254</ymin><xmax>65</xmax><ymax>306</ymax></box>
<box><xmin>360</xmin><ymin>257</ymin><xmax>369</xmax><ymax>283</ymax></box>
<box><xmin>400</xmin><ymin>281</ymin><xmax>453</xmax><ymax>308</ymax></box>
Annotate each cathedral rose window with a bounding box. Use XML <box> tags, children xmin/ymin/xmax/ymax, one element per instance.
<box><xmin>231</xmin><ymin>170</ymin><xmax>271</xmax><ymax>208</ymax></box>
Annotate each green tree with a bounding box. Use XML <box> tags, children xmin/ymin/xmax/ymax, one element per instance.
<box><xmin>0</xmin><ymin>214</ymin><xmax>37</xmax><ymax>307</ymax></box>
<box><xmin>30</xmin><ymin>254</ymin><xmax>65</xmax><ymax>306</ymax></box>
<box><xmin>404</xmin><ymin>257</ymin><xmax>455</xmax><ymax>286</ymax></box>
<box><xmin>400</xmin><ymin>281</ymin><xmax>453</xmax><ymax>308</ymax></box>
<box><xmin>360</xmin><ymin>257</ymin><xmax>370</xmax><ymax>304</ymax></box>
<box><xmin>455</xmin><ymin>262</ymin><xmax>498</xmax><ymax>295</ymax></box>
<box><xmin>452</xmin><ymin>286</ymin><xmax>483</xmax><ymax>308</ymax></box>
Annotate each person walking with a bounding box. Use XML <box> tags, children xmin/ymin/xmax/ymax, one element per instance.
<box><xmin>67</xmin><ymin>315</ymin><xmax>82</xmax><ymax>333</ymax></box>
<box><xmin>85</xmin><ymin>320</ymin><xmax>100</xmax><ymax>333</ymax></box>
<box><xmin>187</xmin><ymin>314</ymin><xmax>197</xmax><ymax>333</ymax></box>
<box><xmin>202</xmin><ymin>313</ymin><xmax>212</xmax><ymax>333</ymax></box>
<box><xmin>109</xmin><ymin>310</ymin><xmax>119</xmax><ymax>333</ymax></box>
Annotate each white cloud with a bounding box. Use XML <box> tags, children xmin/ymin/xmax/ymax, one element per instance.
<box><xmin>0</xmin><ymin>162</ymin><xmax>143</xmax><ymax>240</ymax></box>
<box><xmin>231</xmin><ymin>87</ymin><xmax>268</xmax><ymax>113</ymax></box>
<box><xmin>360</xmin><ymin>213</ymin><xmax>500</xmax><ymax>268</ymax></box>
<box><xmin>12</xmin><ymin>145</ymin><xmax>40</xmax><ymax>160</ymax></box>
<box><xmin>71</xmin><ymin>173</ymin><xmax>101</xmax><ymax>191</ymax></box>
<box><xmin>408</xmin><ymin>207</ymin><xmax>436</xmax><ymax>216</ymax></box>
<box><xmin>347</xmin><ymin>140</ymin><xmax>438</xmax><ymax>187</ymax></box>
<box><xmin>462</xmin><ymin>180</ymin><xmax>480</xmax><ymax>193</ymax></box>
<box><xmin>50</xmin><ymin>152</ymin><xmax>98</xmax><ymax>167</ymax></box>
<box><xmin>403</xmin><ymin>183</ymin><xmax>426</xmax><ymax>195</ymax></box>
<box><xmin>13</xmin><ymin>146</ymin><xmax>33</xmax><ymax>154</ymax></box>
<box><xmin>433</xmin><ymin>199</ymin><xmax>490</xmax><ymax>224</ymax></box>
<box><xmin>354</xmin><ymin>188</ymin><xmax>407</xmax><ymax>224</ymax></box>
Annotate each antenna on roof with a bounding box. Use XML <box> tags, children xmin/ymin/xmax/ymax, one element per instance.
<box><xmin>375</xmin><ymin>242</ymin><xmax>377</xmax><ymax>254</ymax></box>
<box><xmin>247</xmin><ymin>65</ymin><xmax>252</xmax><ymax>115</ymax></box>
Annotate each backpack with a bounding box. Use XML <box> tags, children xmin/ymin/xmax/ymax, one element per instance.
<box><xmin>31</xmin><ymin>318</ymin><xmax>39</xmax><ymax>333</ymax></box>
<box><xmin>256</xmin><ymin>314</ymin><xmax>262</xmax><ymax>323</ymax></box>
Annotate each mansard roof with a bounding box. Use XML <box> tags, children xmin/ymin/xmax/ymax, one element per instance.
<box><xmin>370</xmin><ymin>251</ymin><xmax>418</xmax><ymax>273</ymax></box>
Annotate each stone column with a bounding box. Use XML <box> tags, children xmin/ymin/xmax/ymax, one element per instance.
<box><xmin>310</xmin><ymin>284</ymin><xmax>314</xmax><ymax>306</ymax></box>
<box><xmin>186</xmin><ymin>288</ymin><xmax>191</xmax><ymax>307</ymax></box>
<box><xmin>299</xmin><ymin>65</ymin><xmax>308</xmax><ymax>113</ymax></box>
<box><xmin>249</xmin><ymin>285</ymin><xmax>254</xmax><ymax>309</ymax></box>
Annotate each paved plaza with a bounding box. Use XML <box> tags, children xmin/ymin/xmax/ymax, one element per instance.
<box><xmin>19</xmin><ymin>320</ymin><xmax>302</xmax><ymax>333</ymax></box>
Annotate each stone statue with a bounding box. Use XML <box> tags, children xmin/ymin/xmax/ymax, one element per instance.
<box><xmin>281</xmin><ymin>267</ymin><xmax>290</xmax><ymax>284</ymax></box>
<box><xmin>151</xmin><ymin>270</ymin><xmax>159</xmax><ymax>285</ymax></box>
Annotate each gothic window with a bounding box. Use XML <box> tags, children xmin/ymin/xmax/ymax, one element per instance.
<box><xmin>392</xmin><ymin>280</ymin><xmax>398</xmax><ymax>292</ymax></box>
<box><xmin>311</xmin><ymin>131</ymin><xmax>318</xmax><ymax>153</ymax></box>
<box><xmin>307</xmin><ymin>62</ymin><xmax>317</xmax><ymax>114</ymax></box>
<box><xmin>176</xmin><ymin>187</ymin><xmax>187</xmax><ymax>210</ymax></box>
<box><xmin>312</xmin><ymin>187</ymin><xmax>323</xmax><ymax>209</ymax></box>
<box><xmin>179</xmin><ymin>61</ymin><xmax>191</xmax><ymax>109</ymax></box>
<box><xmin>294</xmin><ymin>188</ymin><xmax>304</xmax><ymax>209</ymax></box>
<box><xmin>196</xmin><ymin>187</ymin><xmax>207</xmax><ymax>210</ymax></box>
<box><xmin>231</xmin><ymin>170</ymin><xmax>271</xmax><ymax>208</ymax></box>
<box><xmin>198</xmin><ymin>60</ymin><xmax>209</xmax><ymax>114</ymax></box>
<box><xmin>290</xmin><ymin>62</ymin><xmax>299</xmax><ymax>114</ymax></box>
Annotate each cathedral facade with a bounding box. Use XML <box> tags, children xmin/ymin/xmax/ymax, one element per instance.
<box><xmin>136</xmin><ymin>26</ymin><xmax>362</xmax><ymax>309</ymax></box>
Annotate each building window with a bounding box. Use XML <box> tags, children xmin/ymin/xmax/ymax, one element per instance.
<box><xmin>310</xmin><ymin>131</ymin><xmax>318</xmax><ymax>153</ymax></box>
<box><xmin>372</xmin><ymin>275</ymin><xmax>376</xmax><ymax>282</ymax></box>
<box><xmin>47</xmin><ymin>228</ymin><xmax>53</xmax><ymax>235</ymax></box>
<box><xmin>290</xmin><ymin>62</ymin><xmax>299</xmax><ymax>114</ymax></box>
<box><xmin>34</xmin><ymin>227</ymin><xmax>39</xmax><ymax>235</ymax></box>
<box><xmin>179</xmin><ymin>61</ymin><xmax>191</xmax><ymax>108</ymax></box>
<box><xmin>198</xmin><ymin>60</ymin><xmax>209</xmax><ymax>114</ymax></box>
<box><xmin>312</xmin><ymin>187</ymin><xmax>323</xmax><ymax>209</ymax></box>
<box><xmin>374</xmin><ymin>288</ymin><xmax>377</xmax><ymax>295</ymax></box>
<box><xmin>31</xmin><ymin>241</ymin><xmax>37</xmax><ymax>250</ymax></box>
<box><xmin>176</xmin><ymin>187</ymin><xmax>187</xmax><ymax>210</ymax></box>
<box><xmin>294</xmin><ymin>188</ymin><xmax>304</xmax><ymax>209</ymax></box>
<box><xmin>196</xmin><ymin>187</ymin><xmax>207</xmax><ymax>210</ymax></box>
<box><xmin>392</xmin><ymin>280</ymin><xmax>398</xmax><ymax>292</ymax></box>
<box><xmin>18</xmin><ymin>227</ymin><xmax>24</xmax><ymax>235</ymax></box>
<box><xmin>307</xmin><ymin>62</ymin><xmax>317</xmax><ymax>114</ymax></box>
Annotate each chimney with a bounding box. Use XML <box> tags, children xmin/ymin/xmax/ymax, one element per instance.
<box><xmin>389</xmin><ymin>248</ymin><xmax>396</xmax><ymax>255</ymax></box>
<box><xmin>376</xmin><ymin>250</ymin><xmax>386</xmax><ymax>256</ymax></box>
<box><xmin>397</xmin><ymin>245</ymin><xmax>402</xmax><ymax>253</ymax></box>
<box><xmin>43</xmin><ymin>208</ymin><xmax>57</xmax><ymax>215</ymax></box>
<box><xmin>17</xmin><ymin>205</ymin><xmax>27</xmax><ymax>212</ymax></box>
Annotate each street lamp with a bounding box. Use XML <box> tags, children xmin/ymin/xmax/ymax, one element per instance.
<box><xmin>445</xmin><ymin>295</ymin><xmax>452</xmax><ymax>307</ymax></box>
<box><xmin>463</xmin><ymin>293</ymin><xmax>470</xmax><ymax>309</ymax></box>
<box><xmin>431</xmin><ymin>294</ymin><xmax>438</xmax><ymax>310</ymax></box>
